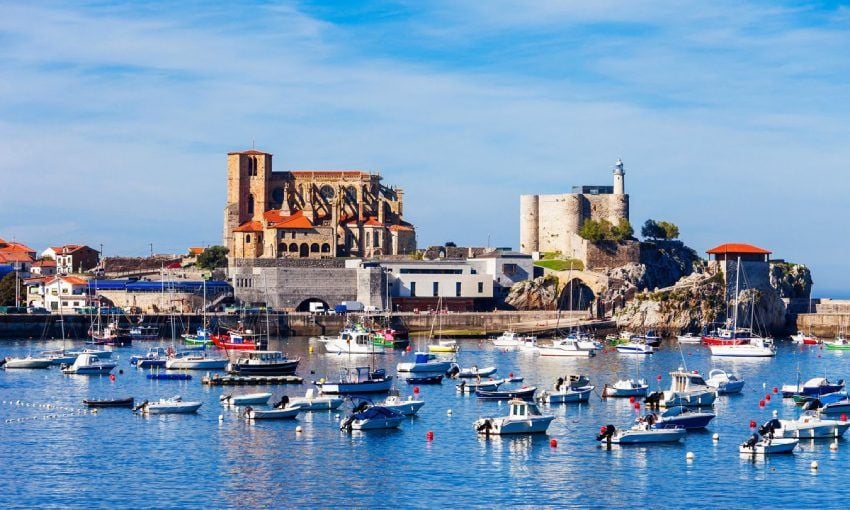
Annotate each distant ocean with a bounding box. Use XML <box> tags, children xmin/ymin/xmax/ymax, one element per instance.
<box><xmin>814</xmin><ymin>289</ymin><xmax>850</xmax><ymax>300</ymax></box>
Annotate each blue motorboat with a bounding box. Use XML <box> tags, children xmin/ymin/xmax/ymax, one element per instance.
<box><xmin>476</xmin><ymin>386</ymin><xmax>537</xmax><ymax>401</ymax></box>
<box><xmin>805</xmin><ymin>391</ymin><xmax>850</xmax><ymax>415</ymax></box>
<box><xmin>340</xmin><ymin>404</ymin><xmax>404</xmax><ymax>431</ymax></box>
<box><xmin>130</xmin><ymin>347</ymin><xmax>169</xmax><ymax>369</ymax></box>
<box><xmin>649</xmin><ymin>406</ymin><xmax>716</xmax><ymax>430</ymax></box>
<box><xmin>781</xmin><ymin>377</ymin><xmax>845</xmax><ymax>398</ymax></box>
<box><xmin>406</xmin><ymin>375</ymin><xmax>443</xmax><ymax>385</ymax></box>
<box><xmin>706</xmin><ymin>369</ymin><xmax>745</xmax><ymax>395</ymax></box>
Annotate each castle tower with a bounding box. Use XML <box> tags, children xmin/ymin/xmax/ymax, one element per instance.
<box><xmin>519</xmin><ymin>194</ymin><xmax>540</xmax><ymax>254</ymax></box>
<box><xmin>613</xmin><ymin>158</ymin><xmax>625</xmax><ymax>195</ymax></box>
<box><xmin>224</xmin><ymin>149</ymin><xmax>272</xmax><ymax>254</ymax></box>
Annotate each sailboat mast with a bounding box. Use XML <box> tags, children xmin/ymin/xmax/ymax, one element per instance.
<box><xmin>732</xmin><ymin>256</ymin><xmax>741</xmax><ymax>337</ymax></box>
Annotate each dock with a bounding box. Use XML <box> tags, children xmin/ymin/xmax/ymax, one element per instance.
<box><xmin>201</xmin><ymin>374</ymin><xmax>303</xmax><ymax>386</ymax></box>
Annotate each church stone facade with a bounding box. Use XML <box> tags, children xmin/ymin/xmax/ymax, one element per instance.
<box><xmin>223</xmin><ymin>149</ymin><xmax>416</xmax><ymax>261</ymax></box>
<box><xmin>520</xmin><ymin>159</ymin><xmax>629</xmax><ymax>257</ymax></box>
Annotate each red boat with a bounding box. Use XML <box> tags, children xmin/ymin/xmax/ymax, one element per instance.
<box><xmin>211</xmin><ymin>330</ymin><xmax>262</xmax><ymax>351</ymax></box>
<box><xmin>701</xmin><ymin>327</ymin><xmax>750</xmax><ymax>346</ymax></box>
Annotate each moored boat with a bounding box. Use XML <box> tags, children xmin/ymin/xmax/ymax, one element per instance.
<box><xmin>315</xmin><ymin>367</ymin><xmax>393</xmax><ymax>395</ymax></box>
<box><xmin>379</xmin><ymin>391</ymin><xmax>425</xmax><ymax>416</ymax></box>
<box><xmin>446</xmin><ymin>364</ymin><xmax>497</xmax><ymax>379</ymax></box>
<box><xmin>538</xmin><ymin>336</ymin><xmax>596</xmax><ymax>357</ymax></box>
<box><xmin>83</xmin><ymin>397</ymin><xmax>134</xmax><ymax>408</ymax></box>
<box><xmin>3</xmin><ymin>355</ymin><xmax>52</xmax><ymax>369</ymax></box>
<box><xmin>774</xmin><ymin>410</ymin><xmax>850</xmax><ymax>439</ymax></box>
<box><xmin>662</xmin><ymin>370</ymin><xmax>717</xmax><ymax>408</ymax></box>
<box><xmin>596</xmin><ymin>423</ymin><xmax>686</xmax><ymax>444</ymax></box>
<box><xmin>135</xmin><ymin>396</ymin><xmax>202</xmax><ymax>414</ymax></box>
<box><xmin>474</xmin><ymin>399</ymin><xmax>554</xmax><ymax>435</ymax></box>
<box><xmin>396</xmin><ymin>352</ymin><xmax>454</xmax><ymax>373</ymax></box>
<box><xmin>709</xmin><ymin>337</ymin><xmax>775</xmax><ymax>358</ymax></box>
<box><xmin>616</xmin><ymin>341</ymin><xmax>655</xmax><ymax>355</ymax></box>
<box><xmin>165</xmin><ymin>352</ymin><xmax>228</xmax><ymax>370</ymax></box>
<box><xmin>406</xmin><ymin>375</ymin><xmax>443</xmax><ymax>385</ymax></box>
<box><xmin>61</xmin><ymin>353</ymin><xmax>117</xmax><ymax>375</ymax></box>
<box><xmin>603</xmin><ymin>378</ymin><xmax>649</xmax><ymax>398</ymax></box>
<box><xmin>245</xmin><ymin>406</ymin><xmax>300</xmax><ymax>420</ymax></box>
<box><xmin>220</xmin><ymin>392</ymin><xmax>273</xmax><ymax>406</ymax></box>
<box><xmin>706</xmin><ymin>369</ymin><xmax>745</xmax><ymax>395</ymax></box>
<box><xmin>211</xmin><ymin>329</ymin><xmax>262</xmax><ymax>351</ymax></box>
<box><xmin>339</xmin><ymin>404</ymin><xmax>404</xmax><ymax>431</ymax></box>
<box><xmin>648</xmin><ymin>406</ymin><xmax>716</xmax><ymax>430</ymax></box>
<box><xmin>227</xmin><ymin>350</ymin><xmax>300</xmax><ymax>376</ymax></box>
<box><xmin>790</xmin><ymin>331</ymin><xmax>819</xmax><ymax>345</ymax></box>
<box><xmin>781</xmin><ymin>377</ymin><xmax>844</xmax><ymax>398</ymax></box>
<box><xmin>476</xmin><ymin>386</ymin><xmax>537</xmax><ymax>401</ymax></box>
<box><xmin>287</xmin><ymin>389</ymin><xmax>343</xmax><ymax>411</ymax></box>
<box><xmin>676</xmin><ymin>332</ymin><xmax>702</xmax><ymax>344</ymax></box>
<box><xmin>739</xmin><ymin>434</ymin><xmax>797</xmax><ymax>455</ymax></box>
<box><xmin>130</xmin><ymin>347</ymin><xmax>169</xmax><ymax>369</ymax></box>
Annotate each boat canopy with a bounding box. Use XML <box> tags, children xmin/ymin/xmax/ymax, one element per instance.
<box><xmin>354</xmin><ymin>406</ymin><xmax>401</xmax><ymax>420</ymax></box>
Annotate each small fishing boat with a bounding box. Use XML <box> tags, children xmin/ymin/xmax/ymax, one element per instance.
<box><xmin>676</xmin><ymin>332</ymin><xmax>702</xmax><ymax>344</ymax></box>
<box><xmin>648</xmin><ymin>406</ymin><xmax>716</xmax><ymax>430</ymax></box>
<box><xmin>492</xmin><ymin>331</ymin><xmax>526</xmax><ymax>349</ymax></box>
<box><xmin>705</xmin><ymin>369</ymin><xmax>745</xmax><ymax>395</ymax></box>
<box><xmin>182</xmin><ymin>327</ymin><xmax>214</xmax><ymax>346</ymax></box>
<box><xmin>476</xmin><ymin>386</ymin><xmax>537</xmax><ymax>401</ymax></box>
<box><xmin>245</xmin><ymin>406</ymin><xmax>300</xmax><ymax>420</ymax></box>
<box><xmin>315</xmin><ymin>367</ymin><xmax>393</xmax><ymax>395</ymax></box>
<box><xmin>396</xmin><ymin>352</ymin><xmax>454</xmax><ymax>373</ymax></box>
<box><xmin>135</xmin><ymin>396</ymin><xmax>202</xmax><ymax>414</ymax></box>
<box><xmin>596</xmin><ymin>423</ymin><xmax>687</xmax><ymax>445</ymax></box>
<box><xmin>287</xmin><ymin>389</ymin><xmax>343</xmax><ymax>411</ymax></box>
<box><xmin>220</xmin><ymin>392</ymin><xmax>273</xmax><ymax>406</ymax></box>
<box><xmin>538</xmin><ymin>336</ymin><xmax>596</xmax><ymax>357</ymax></box>
<box><xmin>804</xmin><ymin>392</ymin><xmax>850</xmax><ymax>415</ymax></box>
<box><xmin>662</xmin><ymin>370</ymin><xmax>717</xmax><ymax>408</ymax></box>
<box><xmin>83</xmin><ymin>397</ymin><xmax>135</xmax><ymax>408</ymax></box>
<box><xmin>321</xmin><ymin>327</ymin><xmax>386</xmax><ymax>355</ymax></box>
<box><xmin>446</xmin><ymin>364</ymin><xmax>497</xmax><ymax>379</ymax></box>
<box><xmin>710</xmin><ymin>337</ymin><xmax>776</xmax><ymax>357</ymax></box>
<box><xmin>379</xmin><ymin>391</ymin><xmax>425</xmax><ymax>416</ymax></box>
<box><xmin>130</xmin><ymin>347</ymin><xmax>169</xmax><ymax>369</ymax></box>
<box><xmin>211</xmin><ymin>329</ymin><xmax>262</xmax><ymax>351</ymax></box>
<box><xmin>406</xmin><ymin>375</ymin><xmax>443</xmax><ymax>385</ymax></box>
<box><xmin>824</xmin><ymin>335</ymin><xmax>850</xmax><ymax>350</ymax></box>
<box><xmin>781</xmin><ymin>377</ymin><xmax>845</xmax><ymax>398</ymax></box>
<box><xmin>428</xmin><ymin>339</ymin><xmax>459</xmax><ymax>353</ymax></box>
<box><xmin>643</xmin><ymin>330</ymin><xmax>662</xmax><ymax>347</ymax></box>
<box><xmin>165</xmin><ymin>352</ymin><xmax>228</xmax><ymax>370</ymax></box>
<box><xmin>774</xmin><ymin>411</ymin><xmax>850</xmax><ymax>439</ymax></box>
<box><xmin>603</xmin><ymin>379</ymin><xmax>649</xmax><ymax>398</ymax></box>
<box><xmin>739</xmin><ymin>434</ymin><xmax>797</xmax><ymax>455</ymax></box>
<box><xmin>790</xmin><ymin>331</ymin><xmax>820</xmax><ymax>345</ymax></box>
<box><xmin>474</xmin><ymin>399</ymin><xmax>554</xmax><ymax>435</ymax></box>
<box><xmin>456</xmin><ymin>379</ymin><xmax>502</xmax><ymax>394</ymax></box>
<box><xmin>339</xmin><ymin>405</ymin><xmax>404</xmax><ymax>431</ymax></box>
<box><xmin>616</xmin><ymin>341</ymin><xmax>655</xmax><ymax>355</ymax></box>
<box><xmin>538</xmin><ymin>385</ymin><xmax>594</xmax><ymax>404</ymax></box>
<box><xmin>227</xmin><ymin>350</ymin><xmax>300</xmax><ymax>376</ymax></box>
<box><xmin>129</xmin><ymin>325</ymin><xmax>160</xmax><ymax>341</ymax></box>
<box><xmin>61</xmin><ymin>353</ymin><xmax>117</xmax><ymax>375</ymax></box>
<box><xmin>3</xmin><ymin>355</ymin><xmax>52</xmax><ymax>369</ymax></box>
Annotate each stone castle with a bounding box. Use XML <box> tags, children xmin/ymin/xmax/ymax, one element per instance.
<box><xmin>520</xmin><ymin>159</ymin><xmax>629</xmax><ymax>257</ymax></box>
<box><xmin>223</xmin><ymin>149</ymin><xmax>416</xmax><ymax>260</ymax></box>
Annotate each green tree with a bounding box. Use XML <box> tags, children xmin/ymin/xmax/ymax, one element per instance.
<box><xmin>196</xmin><ymin>246</ymin><xmax>229</xmax><ymax>270</ymax></box>
<box><xmin>641</xmin><ymin>219</ymin><xmax>663</xmax><ymax>240</ymax></box>
<box><xmin>0</xmin><ymin>272</ymin><xmax>23</xmax><ymax>306</ymax></box>
<box><xmin>611</xmin><ymin>219</ymin><xmax>634</xmax><ymax>241</ymax></box>
<box><xmin>579</xmin><ymin>219</ymin><xmax>614</xmax><ymax>242</ymax></box>
<box><xmin>657</xmin><ymin>221</ymin><xmax>680</xmax><ymax>240</ymax></box>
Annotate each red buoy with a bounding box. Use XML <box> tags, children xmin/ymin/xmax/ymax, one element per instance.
<box><xmin>550</xmin><ymin>438</ymin><xmax>558</xmax><ymax>448</ymax></box>
<box><xmin>749</xmin><ymin>420</ymin><xmax>757</xmax><ymax>429</ymax></box>
<box><xmin>765</xmin><ymin>394</ymin><xmax>771</xmax><ymax>401</ymax></box>
<box><xmin>426</xmin><ymin>431</ymin><xmax>434</xmax><ymax>441</ymax></box>
<box><xmin>759</xmin><ymin>399</ymin><xmax>765</xmax><ymax>408</ymax></box>
<box><xmin>413</xmin><ymin>386</ymin><xmax>420</xmax><ymax>394</ymax></box>
<box><xmin>509</xmin><ymin>372</ymin><xmax>514</xmax><ymax>378</ymax></box>
<box><xmin>634</xmin><ymin>402</ymin><xmax>640</xmax><ymax>410</ymax></box>
<box><xmin>109</xmin><ymin>374</ymin><xmax>116</xmax><ymax>382</ymax></box>
<box><xmin>405</xmin><ymin>345</ymin><xmax>411</xmax><ymax>352</ymax></box>
<box><xmin>629</xmin><ymin>396</ymin><xmax>635</xmax><ymax>404</ymax></box>
<box><xmin>842</xmin><ymin>414</ymin><xmax>848</xmax><ymax>422</ymax></box>
<box><xmin>656</xmin><ymin>375</ymin><xmax>662</xmax><ymax>381</ymax></box>
<box><xmin>599</xmin><ymin>425</ymin><xmax>607</xmax><ymax>434</ymax></box>
<box><xmin>773</xmin><ymin>387</ymin><xmax>778</xmax><ymax>394</ymax></box>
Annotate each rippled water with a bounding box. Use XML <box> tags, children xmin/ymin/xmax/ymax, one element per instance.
<box><xmin>0</xmin><ymin>337</ymin><xmax>846</xmax><ymax>508</ymax></box>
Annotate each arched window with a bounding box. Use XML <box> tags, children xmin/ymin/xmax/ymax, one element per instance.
<box><xmin>289</xmin><ymin>243</ymin><xmax>298</xmax><ymax>252</ymax></box>
<box><xmin>299</xmin><ymin>244</ymin><xmax>309</xmax><ymax>258</ymax></box>
<box><xmin>247</xmin><ymin>194</ymin><xmax>254</xmax><ymax>215</ymax></box>
<box><xmin>321</xmin><ymin>243</ymin><xmax>331</xmax><ymax>253</ymax></box>
<box><xmin>277</xmin><ymin>243</ymin><xmax>286</xmax><ymax>257</ymax></box>
<box><xmin>245</xmin><ymin>234</ymin><xmax>251</xmax><ymax>243</ymax></box>
<box><xmin>310</xmin><ymin>243</ymin><xmax>320</xmax><ymax>253</ymax></box>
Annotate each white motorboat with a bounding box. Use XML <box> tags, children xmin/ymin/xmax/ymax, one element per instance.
<box><xmin>705</xmin><ymin>369</ymin><xmax>745</xmax><ymax>394</ymax></box>
<box><xmin>603</xmin><ymin>379</ymin><xmax>649</xmax><ymax>398</ymax></box>
<box><xmin>662</xmin><ymin>370</ymin><xmax>717</xmax><ymax>408</ymax></box>
<box><xmin>316</xmin><ymin>367</ymin><xmax>393</xmax><ymax>394</ymax></box>
<box><xmin>780</xmin><ymin>377</ymin><xmax>845</xmax><ymax>398</ymax></box>
<box><xmin>245</xmin><ymin>406</ymin><xmax>300</xmax><ymax>420</ymax></box>
<box><xmin>321</xmin><ymin>328</ymin><xmax>386</xmax><ymax>355</ymax></box>
<box><xmin>165</xmin><ymin>353</ymin><xmax>228</xmax><ymax>370</ymax></box>
<box><xmin>474</xmin><ymin>399</ymin><xmax>554</xmax><ymax>435</ymax></box>
<box><xmin>538</xmin><ymin>337</ymin><xmax>596</xmax><ymax>357</ymax></box>
<box><xmin>456</xmin><ymin>379</ymin><xmax>502</xmax><ymax>394</ymax></box>
<box><xmin>340</xmin><ymin>405</ymin><xmax>404</xmax><ymax>431</ymax></box>
<box><xmin>597</xmin><ymin>423</ymin><xmax>686</xmax><ymax>444</ymax></box>
<box><xmin>492</xmin><ymin>331</ymin><xmax>526</xmax><ymax>349</ymax></box>
<box><xmin>220</xmin><ymin>392</ymin><xmax>273</xmax><ymax>406</ymax></box>
<box><xmin>61</xmin><ymin>353</ymin><xmax>117</xmax><ymax>375</ymax></box>
<box><xmin>616</xmin><ymin>341</ymin><xmax>655</xmax><ymax>355</ymax></box>
<box><xmin>448</xmin><ymin>364</ymin><xmax>498</xmax><ymax>379</ymax></box>
<box><xmin>518</xmin><ymin>336</ymin><xmax>539</xmax><ymax>353</ymax></box>
<box><xmin>137</xmin><ymin>396</ymin><xmax>203</xmax><ymax>414</ymax></box>
<box><xmin>287</xmin><ymin>389</ymin><xmax>344</xmax><ymax>411</ymax></box>
<box><xmin>42</xmin><ymin>349</ymin><xmax>78</xmax><ymax>365</ymax></box>
<box><xmin>538</xmin><ymin>374</ymin><xmax>594</xmax><ymax>404</ymax></box>
<box><xmin>379</xmin><ymin>391</ymin><xmax>425</xmax><ymax>416</ymax></box>
<box><xmin>739</xmin><ymin>435</ymin><xmax>797</xmax><ymax>455</ymax></box>
<box><xmin>791</xmin><ymin>331</ymin><xmax>820</xmax><ymax>345</ymax></box>
<box><xmin>775</xmin><ymin>411</ymin><xmax>850</xmax><ymax>439</ymax></box>
<box><xmin>428</xmin><ymin>339</ymin><xmax>459</xmax><ymax>353</ymax></box>
<box><xmin>710</xmin><ymin>337</ymin><xmax>775</xmax><ymax>357</ymax></box>
<box><xmin>676</xmin><ymin>333</ymin><xmax>702</xmax><ymax>344</ymax></box>
<box><xmin>3</xmin><ymin>356</ymin><xmax>52</xmax><ymax>369</ymax></box>
<box><xmin>396</xmin><ymin>352</ymin><xmax>454</xmax><ymax>373</ymax></box>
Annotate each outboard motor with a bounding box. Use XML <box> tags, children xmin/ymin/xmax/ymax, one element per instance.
<box><xmin>802</xmin><ymin>399</ymin><xmax>822</xmax><ymax>411</ymax></box>
<box><xmin>446</xmin><ymin>364</ymin><xmax>460</xmax><ymax>378</ymax></box>
<box><xmin>340</xmin><ymin>415</ymin><xmax>355</xmax><ymax>431</ymax></box>
<box><xmin>644</xmin><ymin>392</ymin><xmax>663</xmax><ymax>410</ymax></box>
<box><xmin>596</xmin><ymin>424</ymin><xmax>616</xmax><ymax>443</ymax></box>
<box><xmin>476</xmin><ymin>418</ymin><xmax>494</xmax><ymax>437</ymax></box>
<box><xmin>352</xmin><ymin>401</ymin><xmax>369</xmax><ymax>414</ymax></box>
<box><xmin>743</xmin><ymin>432</ymin><xmax>759</xmax><ymax>449</ymax></box>
<box><xmin>274</xmin><ymin>395</ymin><xmax>289</xmax><ymax>409</ymax></box>
<box><xmin>132</xmin><ymin>400</ymin><xmax>149</xmax><ymax>413</ymax></box>
<box><xmin>758</xmin><ymin>418</ymin><xmax>782</xmax><ymax>438</ymax></box>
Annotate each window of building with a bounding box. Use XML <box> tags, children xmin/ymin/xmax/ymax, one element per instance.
<box><xmin>245</xmin><ymin>235</ymin><xmax>251</xmax><ymax>243</ymax></box>
<box><xmin>373</xmin><ymin>230</ymin><xmax>380</xmax><ymax>248</ymax></box>
<box><xmin>399</xmin><ymin>268</ymin><xmax>462</xmax><ymax>275</ymax></box>
<box><xmin>410</xmin><ymin>282</ymin><xmax>416</xmax><ymax>296</ymax></box>
<box><xmin>247</xmin><ymin>194</ymin><xmax>254</xmax><ymax>215</ymax></box>
<box><xmin>478</xmin><ymin>282</ymin><xmax>484</xmax><ymax>293</ymax></box>
<box><xmin>433</xmin><ymin>282</ymin><xmax>439</xmax><ymax>297</ymax></box>
<box><xmin>291</xmin><ymin>232</ymin><xmax>296</xmax><ymax>239</ymax></box>
<box><xmin>455</xmin><ymin>282</ymin><xmax>461</xmax><ymax>297</ymax></box>
<box><xmin>503</xmin><ymin>263</ymin><xmax>518</xmax><ymax>276</ymax></box>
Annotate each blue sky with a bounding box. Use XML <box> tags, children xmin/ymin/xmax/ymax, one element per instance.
<box><xmin>1</xmin><ymin>0</ymin><xmax>849</xmax><ymax>296</ymax></box>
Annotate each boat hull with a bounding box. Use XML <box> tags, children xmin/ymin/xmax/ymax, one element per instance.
<box><xmin>396</xmin><ymin>361</ymin><xmax>454</xmax><ymax>373</ymax></box>
<box><xmin>145</xmin><ymin>402</ymin><xmax>203</xmax><ymax>414</ymax></box>
<box><xmin>222</xmin><ymin>393</ymin><xmax>273</xmax><ymax>406</ymax></box>
<box><xmin>611</xmin><ymin>428</ymin><xmax>686</xmax><ymax>444</ymax></box>
<box><xmin>739</xmin><ymin>438</ymin><xmax>797</xmax><ymax>454</ymax></box>
<box><xmin>166</xmin><ymin>359</ymin><xmax>228</xmax><ymax>370</ymax></box>
<box><xmin>351</xmin><ymin>416</ymin><xmax>404</xmax><ymax>430</ymax></box>
<box><xmin>662</xmin><ymin>391</ymin><xmax>717</xmax><ymax>408</ymax></box>
<box><xmin>476</xmin><ymin>387</ymin><xmax>537</xmax><ymax>401</ymax></box>
<box><xmin>318</xmin><ymin>379</ymin><xmax>394</xmax><ymax>394</ymax></box>
<box><xmin>83</xmin><ymin>398</ymin><xmax>134</xmax><ymax>408</ymax></box>
<box><xmin>247</xmin><ymin>408</ymin><xmax>300</xmax><ymax>420</ymax></box>
<box><xmin>4</xmin><ymin>358</ymin><xmax>52</xmax><ymax>369</ymax></box>
<box><xmin>475</xmin><ymin>416</ymin><xmax>554</xmax><ymax>435</ymax></box>
<box><xmin>539</xmin><ymin>386</ymin><xmax>594</xmax><ymax>404</ymax></box>
<box><xmin>287</xmin><ymin>397</ymin><xmax>343</xmax><ymax>411</ymax></box>
<box><xmin>228</xmin><ymin>360</ymin><xmax>300</xmax><ymax>376</ymax></box>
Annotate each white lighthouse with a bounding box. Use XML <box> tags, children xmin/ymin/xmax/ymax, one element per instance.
<box><xmin>613</xmin><ymin>158</ymin><xmax>625</xmax><ymax>195</ymax></box>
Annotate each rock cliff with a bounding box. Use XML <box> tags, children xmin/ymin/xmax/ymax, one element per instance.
<box><xmin>505</xmin><ymin>276</ymin><xmax>558</xmax><ymax>311</ymax></box>
<box><xmin>769</xmin><ymin>262</ymin><xmax>813</xmax><ymax>299</ymax></box>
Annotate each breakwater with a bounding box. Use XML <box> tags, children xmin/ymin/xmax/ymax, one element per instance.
<box><xmin>795</xmin><ymin>313</ymin><xmax>850</xmax><ymax>337</ymax></box>
<box><xmin>0</xmin><ymin>310</ymin><xmax>599</xmax><ymax>340</ymax></box>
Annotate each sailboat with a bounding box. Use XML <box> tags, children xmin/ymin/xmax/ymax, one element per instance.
<box><xmin>709</xmin><ymin>256</ymin><xmax>775</xmax><ymax>358</ymax></box>
<box><xmin>538</xmin><ymin>274</ymin><xmax>596</xmax><ymax>357</ymax></box>
<box><xmin>824</xmin><ymin>318</ymin><xmax>850</xmax><ymax>350</ymax></box>
<box><xmin>182</xmin><ymin>279</ymin><xmax>213</xmax><ymax>346</ymax></box>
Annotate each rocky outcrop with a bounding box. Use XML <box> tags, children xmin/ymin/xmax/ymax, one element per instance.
<box><xmin>615</xmin><ymin>278</ymin><xmax>726</xmax><ymax>333</ymax></box>
<box><xmin>505</xmin><ymin>276</ymin><xmax>558</xmax><ymax>311</ymax></box>
<box><xmin>770</xmin><ymin>262</ymin><xmax>813</xmax><ymax>299</ymax></box>
<box><xmin>735</xmin><ymin>288</ymin><xmax>787</xmax><ymax>333</ymax></box>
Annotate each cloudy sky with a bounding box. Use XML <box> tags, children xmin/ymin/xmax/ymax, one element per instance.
<box><xmin>1</xmin><ymin>1</ymin><xmax>848</xmax><ymax>295</ymax></box>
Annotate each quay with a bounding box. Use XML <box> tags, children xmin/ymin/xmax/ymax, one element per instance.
<box><xmin>201</xmin><ymin>375</ymin><xmax>303</xmax><ymax>386</ymax></box>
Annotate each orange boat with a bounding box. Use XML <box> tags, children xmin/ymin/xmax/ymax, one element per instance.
<box><xmin>211</xmin><ymin>330</ymin><xmax>262</xmax><ymax>351</ymax></box>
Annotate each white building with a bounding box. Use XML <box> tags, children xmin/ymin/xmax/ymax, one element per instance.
<box><xmin>468</xmin><ymin>250</ymin><xmax>534</xmax><ymax>299</ymax></box>
<box><xmin>26</xmin><ymin>275</ymin><xmax>90</xmax><ymax>313</ymax></box>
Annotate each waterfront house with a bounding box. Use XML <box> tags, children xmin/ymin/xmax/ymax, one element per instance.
<box><xmin>30</xmin><ymin>259</ymin><xmax>57</xmax><ymax>276</ymax></box>
<box><xmin>42</xmin><ymin>245</ymin><xmax>100</xmax><ymax>274</ymax></box>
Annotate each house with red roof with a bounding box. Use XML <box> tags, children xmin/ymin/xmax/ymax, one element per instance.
<box><xmin>31</xmin><ymin>259</ymin><xmax>57</xmax><ymax>276</ymax></box>
<box><xmin>706</xmin><ymin>243</ymin><xmax>772</xmax><ymax>294</ymax></box>
<box><xmin>25</xmin><ymin>275</ymin><xmax>90</xmax><ymax>312</ymax></box>
<box><xmin>41</xmin><ymin>244</ymin><xmax>100</xmax><ymax>274</ymax></box>
<box><xmin>0</xmin><ymin>238</ymin><xmax>36</xmax><ymax>275</ymax></box>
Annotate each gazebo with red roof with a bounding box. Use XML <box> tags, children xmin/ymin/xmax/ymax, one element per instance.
<box><xmin>706</xmin><ymin>243</ymin><xmax>771</xmax><ymax>263</ymax></box>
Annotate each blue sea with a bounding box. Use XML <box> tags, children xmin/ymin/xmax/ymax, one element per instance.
<box><xmin>0</xmin><ymin>337</ymin><xmax>847</xmax><ymax>509</ymax></box>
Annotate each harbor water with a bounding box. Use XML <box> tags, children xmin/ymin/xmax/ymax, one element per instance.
<box><xmin>0</xmin><ymin>337</ymin><xmax>847</xmax><ymax>508</ymax></box>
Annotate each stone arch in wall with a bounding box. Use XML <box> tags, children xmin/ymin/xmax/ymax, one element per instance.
<box><xmin>557</xmin><ymin>278</ymin><xmax>595</xmax><ymax>311</ymax></box>
<box><xmin>295</xmin><ymin>298</ymin><xmax>329</xmax><ymax>312</ymax></box>
<box><xmin>288</xmin><ymin>243</ymin><xmax>298</xmax><ymax>253</ymax></box>
<box><xmin>310</xmin><ymin>243</ymin><xmax>320</xmax><ymax>253</ymax></box>
<box><xmin>321</xmin><ymin>243</ymin><xmax>331</xmax><ymax>253</ymax></box>
<box><xmin>247</xmin><ymin>194</ymin><xmax>255</xmax><ymax>215</ymax></box>
<box><xmin>299</xmin><ymin>243</ymin><xmax>309</xmax><ymax>258</ymax></box>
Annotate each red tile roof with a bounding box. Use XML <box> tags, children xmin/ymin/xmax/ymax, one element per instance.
<box><xmin>388</xmin><ymin>224</ymin><xmax>414</xmax><ymax>232</ymax></box>
<box><xmin>233</xmin><ymin>220</ymin><xmax>264</xmax><ymax>233</ymax></box>
<box><xmin>0</xmin><ymin>252</ymin><xmax>34</xmax><ymax>263</ymax></box>
<box><xmin>290</xmin><ymin>171</ymin><xmax>372</xmax><ymax>179</ymax></box>
<box><xmin>32</xmin><ymin>259</ymin><xmax>57</xmax><ymax>267</ymax></box>
<box><xmin>228</xmin><ymin>149</ymin><xmax>270</xmax><ymax>156</ymax></box>
<box><xmin>188</xmin><ymin>247</ymin><xmax>205</xmax><ymax>255</ymax></box>
<box><xmin>269</xmin><ymin>210</ymin><xmax>314</xmax><ymax>230</ymax></box>
<box><xmin>706</xmin><ymin>243</ymin><xmax>771</xmax><ymax>255</ymax></box>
